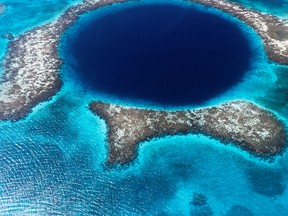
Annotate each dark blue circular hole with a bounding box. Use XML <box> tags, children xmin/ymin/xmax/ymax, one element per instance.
<box><xmin>67</xmin><ymin>4</ymin><xmax>252</xmax><ymax>106</ymax></box>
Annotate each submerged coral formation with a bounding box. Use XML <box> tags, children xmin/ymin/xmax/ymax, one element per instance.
<box><xmin>0</xmin><ymin>0</ymin><xmax>288</xmax><ymax>120</ymax></box>
<box><xmin>0</xmin><ymin>0</ymin><xmax>125</xmax><ymax>120</ymax></box>
<box><xmin>188</xmin><ymin>0</ymin><xmax>288</xmax><ymax>64</ymax></box>
<box><xmin>0</xmin><ymin>4</ymin><xmax>5</xmax><ymax>15</ymax></box>
<box><xmin>90</xmin><ymin>100</ymin><xmax>286</xmax><ymax>165</ymax></box>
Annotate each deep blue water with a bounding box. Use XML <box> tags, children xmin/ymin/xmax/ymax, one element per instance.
<box><xmin>67</xmin><ymin>4</ymin><xmax>252</xmax><ymax>106</ymax></box>
<box><xmin>0</xmin><ymin>0</ymin><xmax>288</xmax><ymax>215</ymax></box>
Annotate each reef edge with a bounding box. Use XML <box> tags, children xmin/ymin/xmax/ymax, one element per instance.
<box><xmin>89</xmin><ymin>100</ymin><xmax>287</xmax><ymax>166</ymax></box>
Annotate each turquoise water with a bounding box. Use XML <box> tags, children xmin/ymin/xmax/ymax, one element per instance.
<box><xmin>0</xmin><ymin>0</ymin><xmax>288</xmax><ymax>215</ymax></box>
<box><xmin>227</xmin><ymin>0</ymin><xmax>288</xmax><ymax>18</ymax></box>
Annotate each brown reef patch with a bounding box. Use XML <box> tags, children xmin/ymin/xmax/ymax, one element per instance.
<box><xmin>90</xmin><ymin>100</ymin><xmax>286</xmax><ymax>166</ymax></box>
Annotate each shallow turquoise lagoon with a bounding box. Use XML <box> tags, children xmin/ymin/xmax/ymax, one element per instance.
<box><xmin>0</xmin><ymin>0</ymin><xmax>288</xmax><ymax>215</ymax></box>
<box><xmin>229</xmin><ymin>0</ymin><xmax>288</xmax><ymax>18</ymax></box>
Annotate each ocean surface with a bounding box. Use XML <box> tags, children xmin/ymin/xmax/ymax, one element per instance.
<box><xmin>230</xmin><ymin>0</ymin><xmax>288</xmax><ymax>18</ymax></box>
<box><xmin>66</xmin><ymin>3</ymin><xmax>252</xmax><ymax>106</ymax></box>
<box><xmin>0</xmin><ymin>0</ymin><xmax>288</xmax><ymax>215</ymax></box>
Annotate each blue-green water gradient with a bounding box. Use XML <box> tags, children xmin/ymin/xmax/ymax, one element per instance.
<box><xmin>0</xmin><ymin>0</ymin><xmax>287</xmax><ymax>215</ymax></box>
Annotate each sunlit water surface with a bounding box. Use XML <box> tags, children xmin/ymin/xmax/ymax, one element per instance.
<box><xmin>0</xmin><ymin>0</ymin><xmax>287</xmax><ymax>215</ymax></box>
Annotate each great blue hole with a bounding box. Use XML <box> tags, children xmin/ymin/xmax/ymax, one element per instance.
<box><xmin>67</xmin><ymin>3</ymin><xmax>252</xmax><ymax>106</ymax></box>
